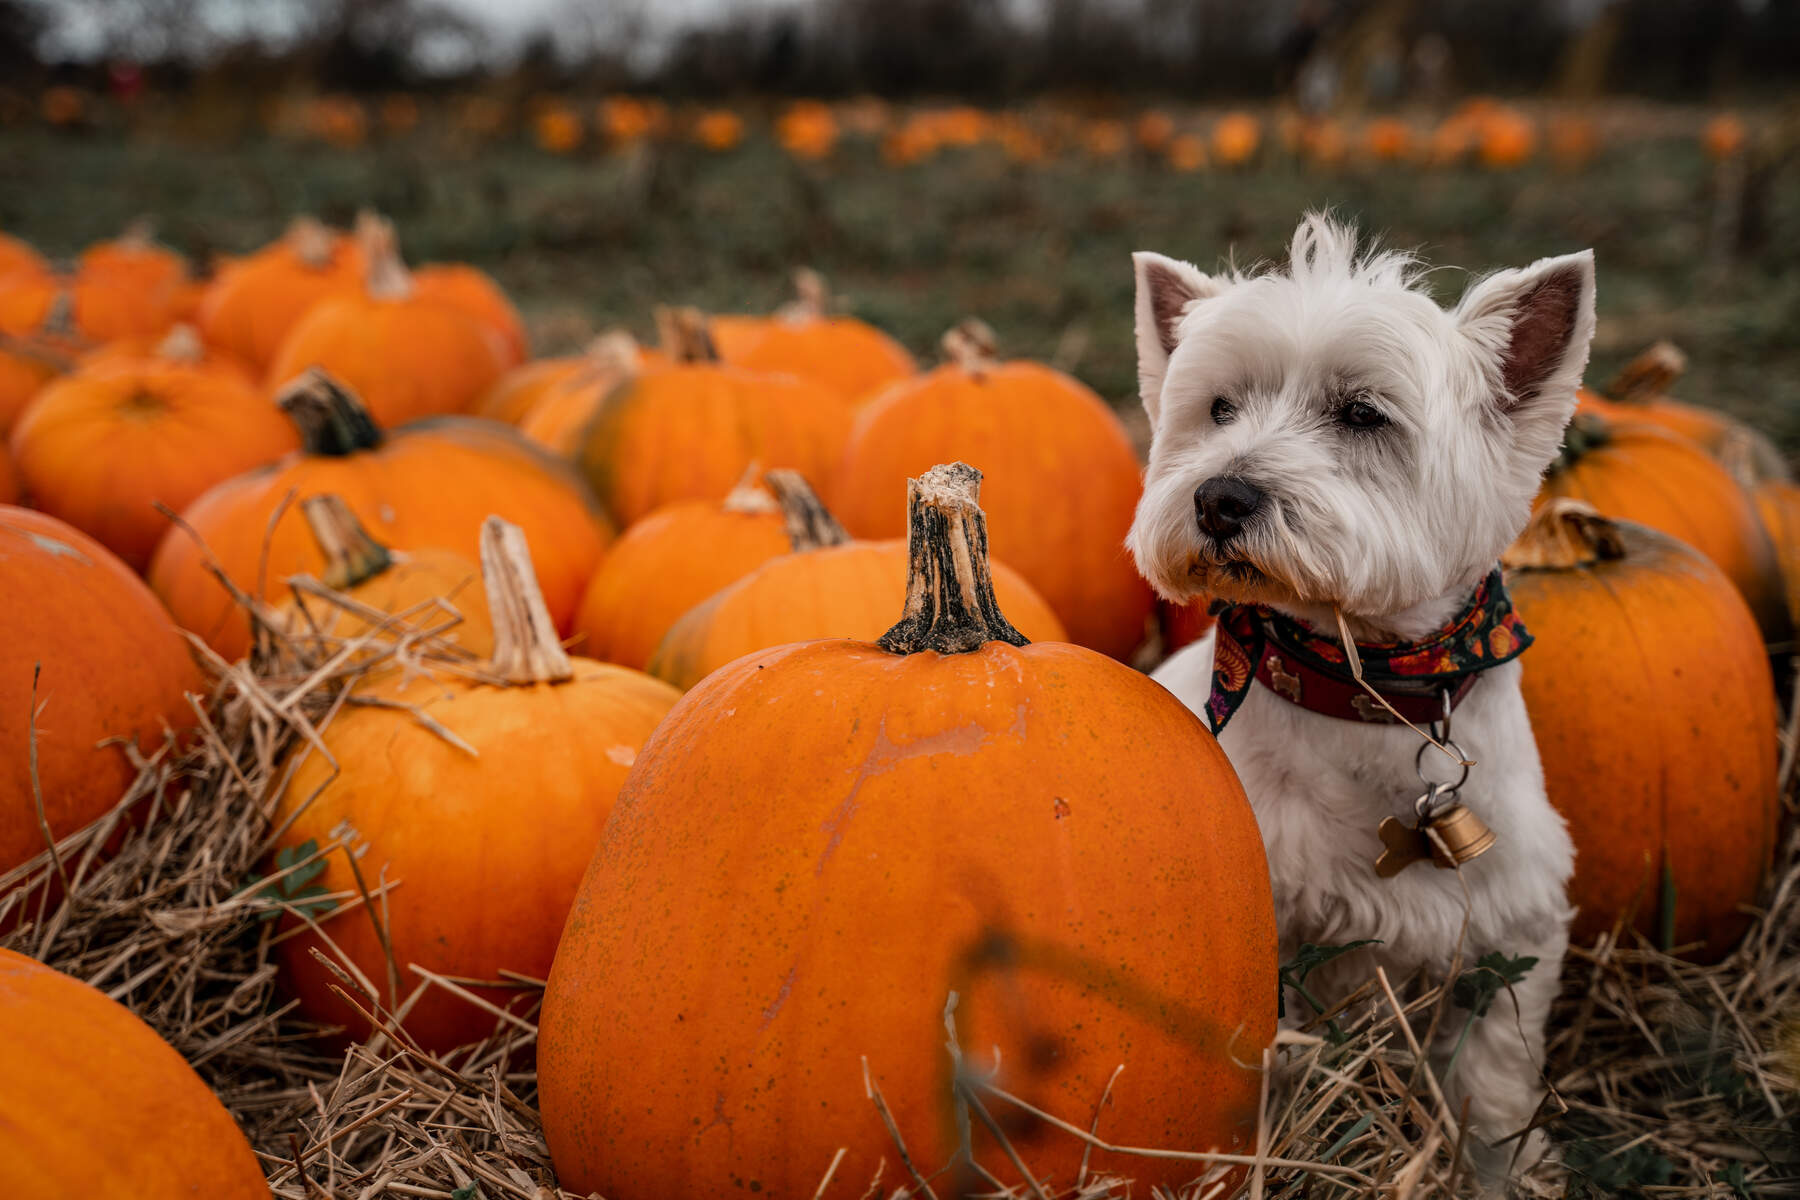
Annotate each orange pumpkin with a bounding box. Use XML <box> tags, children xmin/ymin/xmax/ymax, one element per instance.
<box><xmin>266</xmin><ymin>215</ymin><xmax>509</xmax><ymax>426</ymax></box>
<box><xmin>1581</xmin><ymin>342</ymin><xmax>1789</xmax><ymax>485</ymax></box>
<box><xmin>1504</xmin><ymin>501</ymin><xmax>1777</xmax><ymax>958</ymax></box>
<box><xmin>2</xmin><ymin>508</ymin><xmax>202</xmax><ymax>910</ymax></box>
<box><xmin>0</xmin><ymin>446</ymin><xmax>15</xmax><ymax>506</ymax></box>
<box><xmin>1211</xmin><ymin>110</ymin><xmax>1261</xmax><ymax>165</ymax></box>
<box><xmin>571</xmin><ymin>469</ymin><xmax>790</xmax><ymax>670</ymax></box>
<box><xmin>476</xmin><ymin>357</ymin><xmax>587</xmax><ymax>426</ymax></box>
<box><xmin>70</xmin><ymin>221</ymin><xmax>189</xmax><ymax>341</ymax></box>
<box><xmin>1362</xmin><ymin>116</ymin><xmax>1413</xmax><ymax>162</ymax></box>
<box><xmin>1538</xmin><ymin>411</ymin><xmax>1789</xmax><ymax>642</ymax></box>
<box><xmin>10</xmin><ymin>326</ymin><xmax>300</xmax><ymax>572</ymax></box>
<box><xmin>1703</xmin><ymin>113</ymin><xmax>1746</xmax><ymax>160</ymax></box>
<box><xmin>413</xmin><ymin>261</ymin><xmax>529</xmax><ymax>366</ymax></box>
<box><xmin>705</xmin><ymin>269</ymin><xmax>915</xmax><ymax>404</ymax></box>
<box><xmin>1159</xmin><ymin>595</ymin><xmax>1217</xmax><ymax>654</ymax></box>
<box><xmin>0</xmin><ymin>948</ymin><xmax>269</xmax><ymax>1200</ymax></box>
<box><xmin>77</xmin><ymin>220</ymin><xmax>187</xmax><ymax>294</ymax></box>
<box><xmin>835</xmin><ymin>320</ymin><xmax>1154</xmax><ymax>660</ymax></box>
<box><xmin>1477</xmin><ymin>107</ymin><xmax>1536</xmax><ymax>168</ymax></box>
<box><xmin>540</xmin><ymin>463</ymin><xmax>1276</xmax><ymax>1197</ymax></box>
<box><xmin>576</xmin><ymin>307</ymin><xmax>858</xmax><ymax>527</ymax></box>
<box><xmin>272</xmin><ymin>519</ymin><xmax>679</xmax><ymax>1052</ymax></box>
<box><xmin>195</xmin><ymin>216</ymin><xmax>364</xmax><ymax>373</ymax></box>
<box><xmin>515</xmin><ymin>335</ymin><xmax>667</xmax><ymax>456</ymax></box>
<box><xmin>0</xmin><ymin>322</ymin><xmax>70</xmax><ymax>437</ymax></box>
<box><xmin>0</xmin><ymin>233</ymin><xmax>47</xmax><ymax>279</ymax></box>
<box><xmin>2</xmin><ymin>262</ymin><xmax>179</xmax><ymax>347</ymax></box>
<box><xmin>651</xmin><ymin>469</ymin><xmax>1065</xmax><ymax>689</ymax></box>
<box><xmin>275</xmin><ymin>493</ymin><xmax>493</xmax><ymax>658</ymax></box>
<box><xmin>147</xmin><ymin>370</ymin><xmax>610</xmax><ymax>661</ymax></box>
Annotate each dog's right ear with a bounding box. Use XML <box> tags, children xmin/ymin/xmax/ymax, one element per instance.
<box><xmin>1133</xmin><ymin>252</ymin><xmax>1223</xmax><ymax>425</ymax></box>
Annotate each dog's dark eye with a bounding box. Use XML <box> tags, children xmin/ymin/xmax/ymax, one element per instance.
<box><xmin>1337</xmin><ymin>399</ymin><xmax>1388</xmax><ymax>430</ymax></box>
<box><xmin>1211</xmin><ymin>396</ymin><xmax>1236</xmax><ymax>425</ymax></box>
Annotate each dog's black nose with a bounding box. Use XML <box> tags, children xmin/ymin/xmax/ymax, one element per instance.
<box><xmin>1194</xmin><ymin>477</ymin><xmax>1265</xmax><ymax>540</ymax></box>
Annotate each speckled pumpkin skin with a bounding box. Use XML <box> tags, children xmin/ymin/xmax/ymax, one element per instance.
<box><xmin>0</xmin><ymin>948</ymin><xmax>269</xmax><ymax>1200</ymax></box>
<box><xmin>1537</xmin><ymin>419</ymin><xmax>1788</xmax><ymax>641</ymax></box>
<box><xmin>272</xmin><ymin>661</ymin><xmax>680</xmax><ymax>1052</ymax></box>
<box><xmin>540</xmin><ymin>638</ymin><xmax>1276</xmax><ymax>1197</ymax></box>
<box><xmin>835</xmin><ymin>361</ymin><xmax>1155</xmax><ymax>661</ymax></box>
<box><xmin>1508</xmin><ymin>521</ymin><xmax>1777</xmax><ymax>959</ymax></box>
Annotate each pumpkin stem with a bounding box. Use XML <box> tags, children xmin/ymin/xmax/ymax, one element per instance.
<box><xmin>580</xmin><ymin>329</ymin><xmax>643</xmax><ymax>381</ymax></box>
<box><xmin>655</xmin><ymin>306</ymin><xmax>720</xmax><ymax>363</ymax></box>
<box><xmin>115</xmin><ymin>216</ymin><xmax>157</xmax><ymax>250</ymax></box>
<box><xmin>300</xmin><ymin>494</ymin><xmax>394</xmax><ymax>590</ymax></box>
<box><xmin>277</xmin><ymin>369</ymin><xmax>386</xmax><ymax>457</ymax></box>
<box><xmin>777</xmin><ymin>267</ymin><xmax>831</xmax><ymax>322</ymax></box>
<box><xmin>1607</xmin><ymin>340</ymin><xmax>1686</xmax><ymax>403</ymax></box>
<box><xmin>1502</xmin><ymin>498</ymin><xmax>1627</xmax><ymax>570</ymax></box>
<box><xmin>878</xmin><ymin>462</ymin><xmax>1030</xmax><ymax>655</ymax></box>
<box><xmin>764</xmin><ymin>469</ymin><xmax>850</xmax><ymax>551</ymax></box>
<box><xmin>153</xmin><ymin>323</ymin><xmax>205</xmax><ymax>364</ymax></box>
<box><xmin>355</xmin><ymin>211</ymin><xmax>414</xmax><ymax>302</ymax></box>
<box><xmin>285</xmin><ymin>215</ymin><xmax>337</xmax><ymax>269</ymax></box>
<box><xmin>721</xmin><ymin>461</ymin><xmax>778</xmax><ymax>514</ymax></box>
<box><xmin>940</xmin><ymin>318</ymin><xmax>1000</xmax><ymax>378</ymax></box>
<box><xmin>481</xmin><ymin>516</ymin><xmax>575</xmax><ymax>685</ymax></box>
<box><xmin>1550</xmin><ymin>409</ymin><xmax>1612</xmax><ymax>474</ymax></box>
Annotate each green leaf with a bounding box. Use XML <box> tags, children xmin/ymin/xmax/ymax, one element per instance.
<box><xmin>1717</xmin><ymin>1163</ymin><xmax>1754</xmax><ymax>1199</ymax></box>
<box><xmin>242</xmin><ymin>839</ymin><xmax>338</xmax><ymax>921</ymax></box>
<box><xmin>1277</xmin><ymin>940</ymin><xmax>1380</xmax><ymax>1020</ymax></box>
<box><xmin>1564</xmin><ymin>1137</ymin><xmax>1675</xmax><ymax>1197</ymax></box>
<box><xmin>1318</xmin><ymin>1112</ymin><xmax>1375</xmax><ymax>1162</ymax></box>
<box><xmin>450</xmin><ymin>1186</ymin><xmax>480</xmax><ymax>1200</ymax></box>
<box><xmin>1451</xmin><ymin>951</ymin><xmax>1538</xmax><ymax>1019</ymax></box>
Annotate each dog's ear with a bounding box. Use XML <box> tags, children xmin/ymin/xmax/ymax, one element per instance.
<box><xmin>1456</xmin><ymin>250</ymin><xmax>1596</xmax><ymax>458</ymax></box>
<box><xmin>1133</xmin><ymin>252</ymin><xmax>1224</xmax><ymax>425</ymax></box>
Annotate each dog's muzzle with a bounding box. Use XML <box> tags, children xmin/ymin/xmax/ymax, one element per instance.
<box><xmin>1194</xmin><ymin>476</ymin><xmax>1266</xmax><ymax>542</ymax></box>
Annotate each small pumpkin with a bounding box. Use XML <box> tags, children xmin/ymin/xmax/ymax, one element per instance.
<box><xmin>571</xmin><ymin>467</ymin><xmax>790</xmax><ymax>670</ymax></box>
<box><xmin>412</xmin><ymin>260</ymin><xmax>529</xmax><ymax>366</ymax></box>
<box><xmin>651</xmin><ymin>469</ymin><xmax>1066</xmax><ymax>689</ymax></box>
<box><xmin>266</xmin><ymin>215</ymin><xmax>509</xmax><ymax>426</ymax></box>
<box><xmin>195</xmin><ymin>216</ymin><xmax>364</xmax><ymax>374</ymax></box>
<box><xmin>1504</xmin><ymin>500</ymin><xmax>1777</xmax><ymax>959</ymax></box>
<box><xmin>706</xmin><ymin>269</ymin><xmax>915</xmax><ymax>404</ymax></box>
<box><xmin>1211</xmin><ymin>110</ymin><xmax>1261</xmax><ymax>165</ymax></box>
<box><xmin>70</xmin><ymin>220</ymin><xmax>189</xmax><ymax>341</ymax></box>
<box><xmin>1</xmin><ymin>508</ymin><xmax>202</xmax><ymax>910</ymax></box>
<box><xmin>272</xmin><ymin>518</ymin><xmax>679</xmax><ymax>1052</ymax></box>
<box><xmin>835</xmin><ymin>320</ymin><xmax>1154</xmax><ymax>660</ymax></box>
<box><xmin>0</xmin><ymin>948</ymin><xmax>269</xmax><ymax>1200</ymax></box>
<box><xmin>275</xmin><ymin>493</ymin><xmax>493</xmax><ymax>657</ymax></box>
<box><xmin>1538</xmin><ymin>410</ymin><xmax>1789</xmax><ymax>643</ymax></box>
<box><xmin>10</xmin><ymin>326</ymin><xmax>299</xmax><ymax>571</ymax></box>
<box><xmin>0</xmin><ymin>322</ymin><xmax>70</xmax><ymax>437</ymax></box>
<box><xmin>2</xmin><ymin>262</ymin><xmax>178</xmax><ymax>347</ymax></box>
<box><xmin>148</xmin><ymin>370</ymin><xmax>610</xmax><ymax>661</ymax></box>
<box><xmin>540</xmin><ymin>463</ymin><xmax>1276</xmax><ymax>1198</ymax></box>
<box><xmin>0</xmin><ymin>233</ymin><xmax>47</xmax><ymax>279</ymax></box>
<box><xmin>575</xmin><ymin>307</ymin><xmax>858</xmax><ymax>527</ymax></box>
<box><xmin>515</xmin><ymin>334</ymin><xmax>666</xmax><ymax>456</ymax></box>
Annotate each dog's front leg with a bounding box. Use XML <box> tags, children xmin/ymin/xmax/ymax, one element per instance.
<box><xmin>1433</xmin><ymin>927</ymin><xmax>1567</xmax><ymax>1187</ymax></box>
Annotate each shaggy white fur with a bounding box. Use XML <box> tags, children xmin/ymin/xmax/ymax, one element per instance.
<box><xmin>1131</xmin><ymin>214</ymin><xmax>1595</xmax><ymax>1182</ymax></box>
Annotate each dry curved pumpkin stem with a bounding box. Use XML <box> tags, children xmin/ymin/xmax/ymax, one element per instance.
<box><xmin>776</xmin><ymin>267</ymin><xmax>831</xmax><ymax>322</ymax></box>
<box><xmin>654</xmin><ymin>305</ymin><xmax>719</xmax><ymax>363</ymax></box>
<box><xmin>1502</xmin><ymin>497</ymin><xmax>1627</xmax><ymax>571</ymax></box>
<box><xmin>763</xmin><ymin>469</ymin><xmax>850</xmax><ymax>551</ymax></box>
<box><xmin>284</xmin><ymin>215</ymin><xmax>336</xmax><ymax>269</ymax></box>
<box><xmin>1550</xmin><ymin>409</ymin><xmax>1612</xmax><ymax>473</ymax></box>
<box><xmin>300</xmin><ymin>494</ymin><xmax>394</xmax><ymax>590</ymax></box>
<box><xmin>153</xmin><ymin>323</ymin><xmax>205</xmax><ymax>364</ymax></box>
<box><xmin>481</xmin><ymin>516</ymin><xmax>574</xmax><ymax>684</ymax></box>
<box><xmin>354</xmin><ymin>211</ymin><xmax>414</xmax><ymax>302</ymax></box>
<box><xmin>1607</xmin><ymin>340</ymin><xmax>1686</xmax><ymax>402</ymax></box>
<box><xmin>277</xmin><ymin>369</ymin><xmax>386</xmax><ymax>457</ymax></box>
<box><xmin>720</xmin><ymin>461</ymin><xmax>778</xmax><ymax>515</ymax></box>
<box><xmin>113</xmin><ymin>216</ymin><xmax>157</xmax><ymax>250</ymax></box>
<box><xmin>940</xmin><ymin>318</ymin><xmax>1000</xmax><ymax>379</ymax></box>
<box><xmin>879</xmin><ymin>461</ymin><xmax>1029</xmax><ymax>655</ymax></box>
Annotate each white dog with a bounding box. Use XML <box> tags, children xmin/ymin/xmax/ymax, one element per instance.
<box><xmin>1129</xmin><ymin>214</ymin><xmax>1590</xmax><ymax>1180</ymax></box>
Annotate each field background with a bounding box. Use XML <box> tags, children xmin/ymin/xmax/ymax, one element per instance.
<box><xmin>5</xmin><ymin>100</ymin><xmax>1796</xmax><ymax>453</ymax></box>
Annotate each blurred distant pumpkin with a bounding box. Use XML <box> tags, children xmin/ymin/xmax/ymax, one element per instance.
<box><xmin>1135</xmin><ymin>109</ymin><xmax>1175</xmax><ymax>152</ymax></box>
<box><xmin>196</xmin><ymin>216</ymin><xmax>363</xmax><ymax>374</ymax></box>
<box><xmin>10</xmin><ymin>325</ymin><xmax>298</xmax><ymax>572</ymax></box>
<box><xmin>776</xmin><ymin>100</ymin><xmax>837</xmax><ymax>159</ymax></box>
<box><xmin>834</xmin><ymin>320</ymin><xmax>1154</xmax><ymax>660</ymax></box>
<box><xmin>1363</xmin><ymin>117</ymin><xmax>1413</xmax><ymax>162</ymax></box>
<box><xmin>1167</xmin><ymin>133</ymin><xmax>1208</xmax><ymax>171</ymax></box>
<box><xmin>1477</xmin><ymin>107</ymin><xmax>1536</xmax><ymax>168</ymax></box>
<box><xmin>148</xmin><ymin>370</ymin><xmax>609</xmax><ymax>661</ymax></box>
<box><xmin>706</xmin><ymin>269</ymin><xmax>915</xmax><ymax>405</ymax></box>
<box><xmin>1211</xmin><ymin>111</ymin><xmax>1261</xmax><ymax>165</ymax></box>
<box><xmin>693</xmin><ymin>109</ymin><xmax>744</xmax><ymax>151</ymax></box>
<box><xmin>1547</xmin><ymin>114</ymin><xmax>1598</xmax><ymax>168</ymax></box>
<box><xmin>266</xmin><ymin>214</ymin><xmax>509</xmax><ymax>425</ymax></box>
<box><xmin>533</xmin><ymin>102</ymin><xmax>584</xmax><ymax>154</ymax></box>
<box><xmin>1505</xmin><ymin>500</ymin><xmax>1777</xmax><ymax>960</ymax></box>
<box><xmin>1703</xmin><ymin>113</ymin><xmax>1746</xmax><ymax>160</ymax></box>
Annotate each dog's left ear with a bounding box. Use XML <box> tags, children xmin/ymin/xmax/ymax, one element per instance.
<box><xmin>1456</xmin><ymin>250</ymin><xmax>1596</xmax><ymax>457</ymax></box>
<box><xmin>1133</xmin><ymin>252</ymin><xmax>1225</xmax><ymax>426</ymax></box>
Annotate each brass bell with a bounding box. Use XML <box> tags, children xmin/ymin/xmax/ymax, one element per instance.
<box><xmin>1424</xmin><ymin>803</ymin><xmax>1497</xmax><ymax>869</ymax></box>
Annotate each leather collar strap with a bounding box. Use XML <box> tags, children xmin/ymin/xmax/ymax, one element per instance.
<box><xmin>1205</xmin><ymin>567</ymin><xmax>1532</xmax><ymax>735</ymax></box>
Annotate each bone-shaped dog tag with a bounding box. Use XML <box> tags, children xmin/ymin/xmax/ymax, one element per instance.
<box><xmin>1375</xmin><ymin>816</ymin><xmax>1434</xmax><ymax>878</ymax></box>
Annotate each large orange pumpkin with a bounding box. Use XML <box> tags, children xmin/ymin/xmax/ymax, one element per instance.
<box><xmin>650</xmin><ymin>469</ymin><xmax>1066</xmax><ymax>689</ymax></box>
<box><xmin>10</xmin><ymin>326</ymin><xmax>299</xmax><ymax>572</ymax></box>
<box><xmin>835</xmin><ymin>320</ymin><xmax>1154</xmax><ymax>660</ymax></box>
<box><xmin>195</xmin><ymin>216</ymin><xmax>364</xmax><ymax>373</ymax></box>
<box><xmin>275</xmin><ymin>493</ymin><xmax>493</xmax><ymax>658</ymax></box>
<box><xmin>1</xmin><ymin>509</ymin><xmax>202</xmax><ymax>911</ymax></box>
<box><xmin>147</xmin><ymin>370</ymin><xmax>610</xmax><ymax>661</ymax></box>
<box><xmin>515</xmin><ymin>334</ymin><xmax>668</xmax><ymax>456</ymax></box>
<box><xmin>266</xmin><ymin>215</ymin><xmax>509</xmax><ymax>426</ymax></box>
<box><xmin>575</xmin><ymin>307</ymin><xmax>858</xmax><ymax>527</ymax></box>
<box><xmin>0</xmin><ymin>948</ymin><xmax>268</xmax><ymax>1200</ymax></box>
<box><xmin>412</xmin><ymin>260</ymin><xmax>528</xmax><ymax>366</ymax></box>
<box><xmin>540</xmin><ymin>463</ymin><xmax>1276</xmax><ymax>1198</ymax></box>
<box><xmin>1504</xmin><ymin>500</ymin><xmax>1777</xmax><ymax>958</ymax></box>
<box><xmin>706</xmin><ymin>269</ymin><xmax>916</xmax><ymax>404</ymax></box>
<box><xmin>1538</xmin><ymin>411</ymin><xmax>1789</xmax><ymax>643</ymax></box>
<box><xmin>272</xmin><ymin>519</ymin><xmax>679</xmax><ymax>1052</ymax></box>
<box><xmin>571</xmin><ymin>468</ymin><xmax>790</xmax><ymax>670</ymax></box>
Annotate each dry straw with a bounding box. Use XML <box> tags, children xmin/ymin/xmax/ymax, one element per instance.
<box><xmin>3</xmin><ymin>524</ymin><xmax>1796</xmax><ymax>1197</ymax></box>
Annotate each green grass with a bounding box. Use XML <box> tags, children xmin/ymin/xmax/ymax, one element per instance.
<box><xmin>5</xmin><ymin>121</ymin><xmax>1797</xmax><ymax>449</ymax></box>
